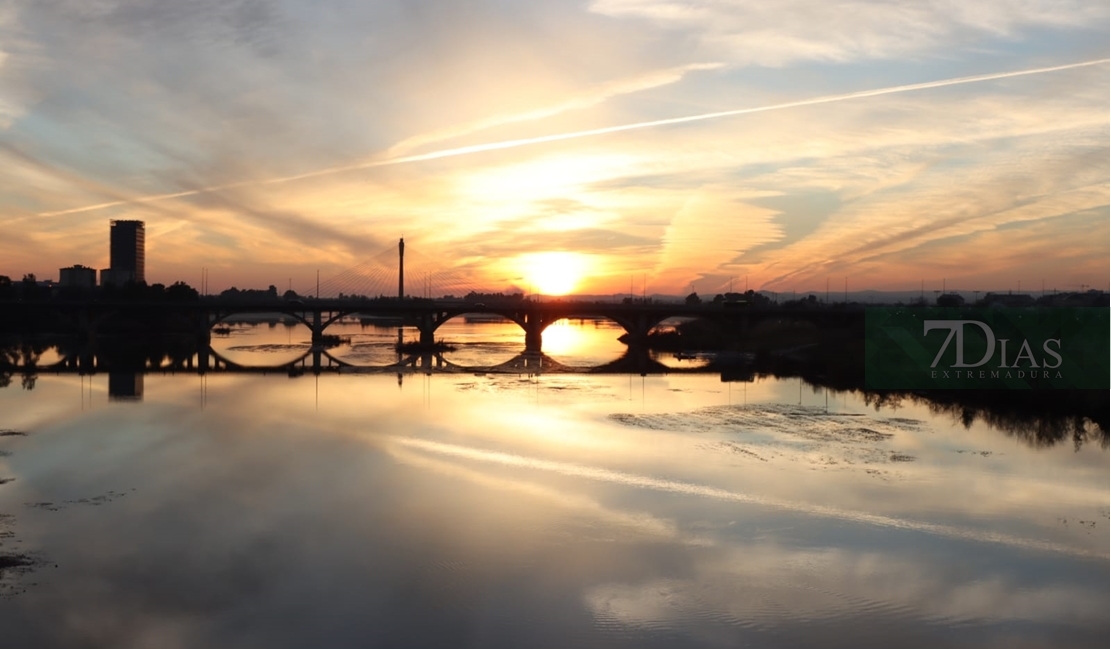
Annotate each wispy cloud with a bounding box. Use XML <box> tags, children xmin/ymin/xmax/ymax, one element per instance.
<box><xmin>748</xmin><ymin>138</ymin><xmax>1109</xmax><ymax>289</ymax></box>
<box><xmin>590</xmin><ymin>0</ymin><xmax>1109</xmax><ymax>65</ymax></box>
<box><xmin>381</xmin><ymin>61</ymin><xmax>724</xmax><ymax>158</ymax></box>
<box><xmin>34</xmin><ymin>58</ymin><xmax>1107</xmax><ymax>219</ymax></box>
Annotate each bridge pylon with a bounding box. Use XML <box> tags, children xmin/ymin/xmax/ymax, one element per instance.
<box><xmin>398</xmin><ymin>237</ymin><xmax>405</xmax><ymax>300</ymax></box>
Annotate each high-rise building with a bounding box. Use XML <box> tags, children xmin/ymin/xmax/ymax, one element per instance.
<box><xmin>59</xmin><ymin>264</ymin><xmax>97</xmax><ymax>289</ymax></box>
<box><xmin>100</xmin><ymin>268</ymin><xmax>133</xmax><ymax>286</ymax></box>
<box><xmin>107</xmin><ymin>220</ymin><xmax>145</xmax><ymax>285</ymax></box>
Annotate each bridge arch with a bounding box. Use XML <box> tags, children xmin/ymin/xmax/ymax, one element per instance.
<box><xmin>208</xmin><ymin>308</ymin><xmax>373</xmax><ymax>345</ymax></box>
<box><xmin>413</xmin><ymin>307</ymin><xmax>568</xmax><ymax>353</ymax></box>
<box><xmin>404</xmin><ymin>309</ymin><xmax>522</xmax><ymax>365</ymax></box>
<box><xmin>208</xmin><ymin>309</ymin><xmax>313</xmax><ymax>331</ymax></box>
<box><xmin>526</xmin><ymin>315</ymin><xmax>630</xmax><ymax>365</ymax></box>
<box><xmin>528</xmin><ymin>309</ymin><xmax>676</xmax><ymax>352</ymax></box>
<box><xmin>415</xmin><ymin>306</ymin><xmax>679</xmax><ymax>354</ymax></box>
<box><xmin>205</xmin><ymin>344</ymin><xmax>353</xmax><ymax>373</ymax></box>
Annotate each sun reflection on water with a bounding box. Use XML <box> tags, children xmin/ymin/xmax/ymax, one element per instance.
<box><xmin>541</xmin><ymin>318</ymin><xmax>627</xmax><ymax>366</ymax></box>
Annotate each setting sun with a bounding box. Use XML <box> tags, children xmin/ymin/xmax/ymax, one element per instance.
<box><xmin>516</xmin><ymin>251</ymin><xmax>592</xmax><ymax>296</ymax></box>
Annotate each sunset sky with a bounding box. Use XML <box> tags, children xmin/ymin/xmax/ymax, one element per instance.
<box><xmin>1</xmin><ymin>0</ymin><xmax>1108</xmax><ymax>296</ymax></box>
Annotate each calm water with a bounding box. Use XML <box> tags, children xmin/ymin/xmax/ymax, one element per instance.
<box><xmin>1</xmin><ymin>321</ymin><xmax>1107</xmax><ymax>648</ymax></box>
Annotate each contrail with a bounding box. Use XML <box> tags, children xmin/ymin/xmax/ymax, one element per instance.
<box><xmin>39</xmin><ymin>58</ymin><xmax>1108</xmax><ymax>218</ymax></box>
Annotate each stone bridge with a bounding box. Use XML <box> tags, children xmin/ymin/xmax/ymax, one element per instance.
<box><xmin>6</xmin><ymin>298</ymin><xmax>864</xmax><ymax>354</ymax></box>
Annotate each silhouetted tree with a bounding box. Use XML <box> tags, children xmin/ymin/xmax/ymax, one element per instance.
<box><xmin>20</xmin><ymin>274</ymin><xmax>42</xmax><ymax>300</ymax></box>
<box><xmin>166</xmin><ymin>281</ymin><xmax>199</xmax><ymax>302</ymax></box>
<box><xmin>464</xmin><ymin>291</ymin><xmax>524</xmax><ymax>302</ymax></box>
<box><xmin>217</xmin><ymin>286</ymin><xmax>282</xmax><ymax>302</ymax></box>
<box><xmin>742</xmin><ymin>290</ymin><xmax>773</xmax><ymax>307</ymax></box>
<box><xmin>685</xmin><ymin>292</ymin><xmax>701</xmax><ymax>305</ymax></box>
<box><xmin>117</xmin><ymin>281</ymin><xmax>149</xmax><ymax>301</ymax></box>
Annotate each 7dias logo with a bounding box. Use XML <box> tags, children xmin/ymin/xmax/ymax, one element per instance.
<box><xmin>862</xmin><ymin>307</ymin><xmax>1104</xmax><ymax>389</ymax></box>
<box><xmin>924</xmin><ymin>320</ymin><xmax>1063</xmax><ymax>378</ymax></box>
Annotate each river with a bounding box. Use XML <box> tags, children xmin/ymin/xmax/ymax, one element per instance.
<box><xmin>0</xmin><ymin>319</ymin><xmax>1107</xmax><ymax>648</ymax></box>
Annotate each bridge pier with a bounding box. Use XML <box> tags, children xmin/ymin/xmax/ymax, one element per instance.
<box><xmin>523</xmin><ymin>314</ymin><xmax>544</xmax><ymax>354</ymax></box>
<box><xmin>195</xmin><ymin>311</ymin><xmax>212</xmax><ymax>348</ymax></box>
<box><xmin>81</xmin><ymin>349</ymin><xmax>96</xmax><ymax>373</ymax></box>
<box><xmin>197</xmin><ymin>346</ymin><xmax>210</xmax><ymax>374</ymax></box>
<box><xmin>72</xmin><ymin>335</ymin><xmax>97</xmax><ymax>374</ymax></box>
<box><xmin>311</xmin><ymin>310</ymin><xmax>324</xmax><ymax>345</ymax></box>
<box><xmin>623</xmin><ymin>314</ymin><xmax>655</xmax><ymax>347</ymax></box>
<box><xmin>418</xmin><ymin>313</ymin><xmax>436</xmax><ymax>346</ymax></box>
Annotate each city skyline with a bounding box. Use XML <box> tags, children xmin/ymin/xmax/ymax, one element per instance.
<box><xmin>14</xmin><ymin>225</ymin><xmax>1106</xmax><ymax>301</ymax></box>
<box><xmin>1</xmin><ymin>1</ymin><xmax>1108</xmax><ymax>295</ymax></box>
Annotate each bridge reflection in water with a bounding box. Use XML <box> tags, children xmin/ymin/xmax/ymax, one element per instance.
<box><xmin>4</xmin><ymin>334</ymin><xmax>1106</xmax><ymax>450</ymax></box>
<box><xmin>17</xmin><ymin>342</ymin><xmax>753</xmax><ymax>403</ymax></box>
<box><xmin>35</xmin><ymin>343</ymin><xmax>750</xmax><ymax>380</ymax></box>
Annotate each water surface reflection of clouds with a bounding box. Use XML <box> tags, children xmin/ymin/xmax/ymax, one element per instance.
<box><xmin>0</xmin><ymin>371</ymin><xmax>1106</xmax><ymax>648</ymax></box>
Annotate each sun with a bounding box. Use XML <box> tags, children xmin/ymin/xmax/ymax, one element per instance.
<box><xmin>518</xmin><ymin>251</ymin><xmax>590</xmax><ymax>296</ymax></box>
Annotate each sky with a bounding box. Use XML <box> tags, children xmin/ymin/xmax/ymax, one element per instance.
<box><xmin>1</xmin><ymin>0</ymin><xmax>1108</xmax><ymax>296</ymax></box>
